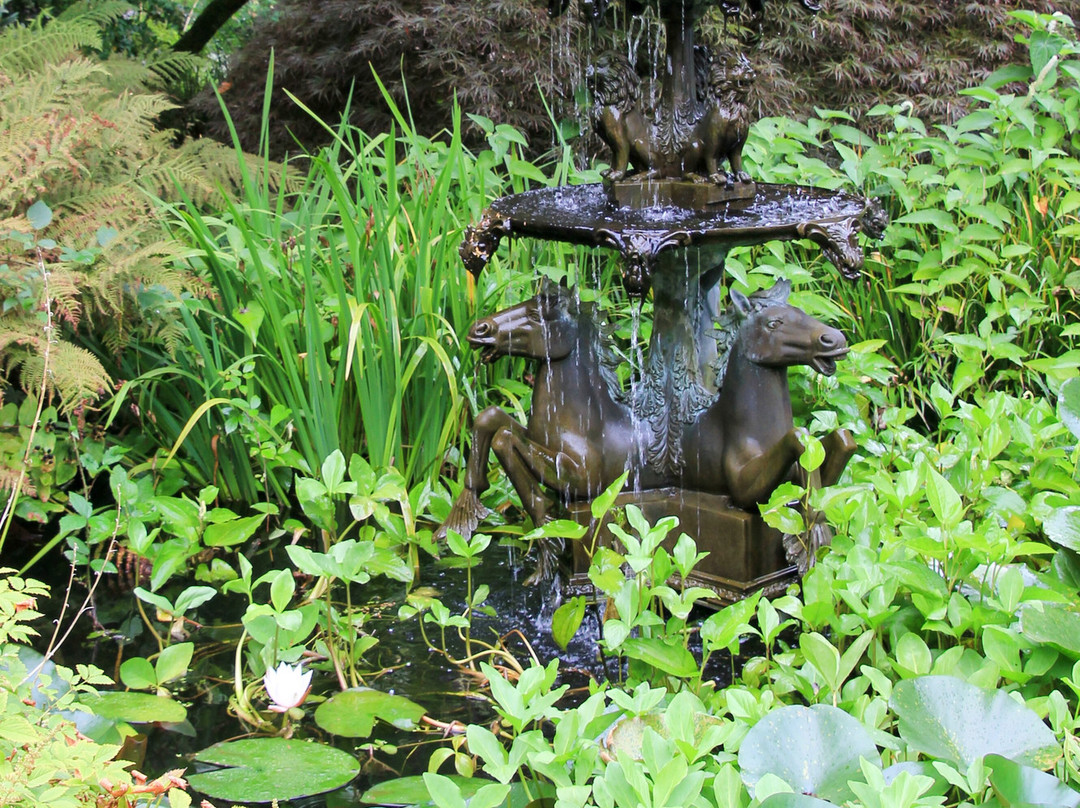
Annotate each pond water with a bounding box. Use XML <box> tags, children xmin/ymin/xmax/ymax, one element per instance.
<box><xmin>26</xmin><ymin>538</ymin><xmax>739</xmax><ymax>806</ymax></box>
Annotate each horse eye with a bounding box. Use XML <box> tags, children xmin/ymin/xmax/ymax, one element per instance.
<box><xmin>767</xmin><ymin>318</ymin><xmax>782</xmax><ymax>330</ymax></box>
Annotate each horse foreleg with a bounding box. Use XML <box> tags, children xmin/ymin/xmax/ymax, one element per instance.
<box><xmin>490</xmin><ymin>430</ymin><xmax>589</xmax><ymax>585</ymax></box>
<box><xmin>818</xmin><ymin>428</ymin><xmax>856</xmax><ymax>488</ymax></box>
<box><xmin>726</xmin><ymin>430</ymin><xmax>804</xmax><ymax>510</ymax></box>
<box><xmin>436</xmin><ymin>406</ymin><xmax>514</xmax><ymax>541</ymax></box>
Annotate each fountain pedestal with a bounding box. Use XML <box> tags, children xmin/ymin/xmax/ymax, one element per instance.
<box><xmin>564</xmin><ymin>490</ymin><xmax>795</xmax><ymax>605</ymax></box>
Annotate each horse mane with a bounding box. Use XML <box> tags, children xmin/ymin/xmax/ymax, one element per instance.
<box><xmin>579</xmin><ymin>300</ymin><xmax>628</xmax><ymax>404</ymax></box>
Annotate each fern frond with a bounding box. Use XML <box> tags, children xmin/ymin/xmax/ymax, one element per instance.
<box><xmin>0</xmin><ymin>18</ymin><xmax>101</xmax><ymax>74</ymax></box>
<box><xmin>17</xmin><ymin>339</ymin><xmax>111</xmax><ymax>414</ymax></box>
<box><xmin>55</xmin><ymin>1</ymin><xmax>133</xmax><ymax>27</ymax></box>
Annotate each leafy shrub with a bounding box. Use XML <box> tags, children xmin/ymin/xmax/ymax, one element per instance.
<box><xmin>734</xmin><ymin>10</ymin><xmax>1080</xmax><ymax>411</ymax></box>
<box><xmin>189</xmin><ymin>0</ymin><xmax>584</xmax><ymax>158</ymax></box>
<box><xmin>0</xmin><ymin>570</ymin><xmax>178</xmax><ymax>807</ymax></box>
<box><xmin>731</xmin><ymin>0</ymin><xmax>1080</xmax><ymax>126</ymax></box>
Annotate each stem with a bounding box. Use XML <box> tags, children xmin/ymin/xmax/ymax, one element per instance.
<box><xmin>0</xmin><ymin>245</ymin><xmax>54</xmax><ymax>555</ymax></box>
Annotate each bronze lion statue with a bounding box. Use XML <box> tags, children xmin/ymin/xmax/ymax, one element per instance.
<box><xmin>589</xmin><ymin>51</ymin><xmax>655</xmax><ymax>182</ymax></box>
<box><xmin>694</xmin><ymin>52</ymin><xmax>755</xmax><ymax>186</ymax></box>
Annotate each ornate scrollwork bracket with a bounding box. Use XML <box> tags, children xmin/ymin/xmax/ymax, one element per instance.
<box><xmin>595</xmin><ymin>228</ymin><xmax>694</xmax><ymax>297</ymax></box>
<box><xmin>796</xmin><ymin>199</ymin><xmax>889</xmax><ymax>280</ymax></box>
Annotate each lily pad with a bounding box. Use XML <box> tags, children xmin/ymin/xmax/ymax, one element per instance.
<box><xmin>82</xmin><ymin>692</ymin><xmax>187</xmax><ymax>724</ymax></box>
<box><xmin>1020</xmin><ymin>601</ymin><xmax>1080</xmax><ymax>658</ymax></box>
<box><xmin>362</xmin><ymin>775</ymin><xmax>484</xmax><ymax>807</ymax></box>
<box><xmin>986</xmin><ymin>753</ymin><xmax>1080</xmax><ymax>807</ymax></box>
<box><xmin>187</xmin><ymin>738</ymin><xmax>359</xmax><ymax>803</ymax></box>
<box><xmin>890</xmin><ymin>676</ymin><xmax>1060</xmax><ymax>769</ymax></box>
<box><xmin>314</xmin><ymin>688</ymin><xmax>426</xmax><ymax>738</ymax></box>
<box><xmin>738</xmin><ymin>704</ymin><xmax>878</xmax><ymax>803</ymax></box>
<box><xmin>758</xmin><ymin>796</ymin><xmax>839</xmax><ymax>808</ymax></box>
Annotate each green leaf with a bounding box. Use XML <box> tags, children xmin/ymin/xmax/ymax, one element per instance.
<box><xmin>186</xmin><ymin>738</ymin><xmax>359</xmax><ymax>802</ymax></box>
<box><xmin>551</xmin><ymin>596</ymin><xmax>586</xmax><ymax>651</ymax></box>
<box><xmin>173</xmin><ymin>585</ymin><xmax>217</xmax><ymax>614</ymax></box>
<box><xmin>422</xmin><ymin>772</ymin><xmax>467</xmax><ymax>808</ymax></box>
<box><xmin>321</xmin><ymin>449</ymin><xmax>348</xmax><ymax>493</ymax></box>
<box><xmin>119</xmin><ymin>657</ymin><xmax>157</xmax><ymax>690</ymax></box>
<box><xmin>799</xmin><ymin>632</ymin><xmax>840</xmax><ymax>690</ymax></box>
<box><xmin>95</xmin><ymin>226</ymin><xmax>119</xmax><ymax>248</ymax></box>
<box><xmin>1029</xmin><ymin>30</ymin><xmax>1066</xmax><ymax>76</ymax></box>
<box><xmin>83</xmin><ymin>692</ymin><xmax>187</xmax><ymax>724</ymax></box>
<box><xmin>1044</xmin><ymin>506</ymin><xmax>1080</xmax><ymax>553</ymax></box>
<box><xmin>27</xmin><ymin>200</ymin><xmax>52</xmax><ymax>230</ymax></box>
<box><xmin>204</xmin><ymin>513</ymin><xmax>265</xmax><ymax>548</ymax></box>
<box><xmin>889</xmin><ymin>676</ymin><xmax>1060</xmax><ymax>769</ymax></box>
<box><xmin>621</xmin><ymin>637</ymin><xmax>699</xmax><ymax>678</ymax></box>
<box><xmin>269</xmin><ymin>568</ymin><xmax>295</xmax><ymax>612</ymax></box>
<box><xmin>925</xmin><ymin>468</ymin><xmax>963</xmax><ymax>528</ymax></box>
<box><xmin>1020</xmin><ymin>601</ymin><xmax>1080</xmax><ymax>658</ymax></box>
<box><xmin>591</xmin><ymin>471</ymin><xmax>628</xmax><ymax>520</ymax></box>
<box><xmin>155</xmin><ymin>642</ymin><xmax>193</xmax><ymax>686</ymax></box>
<box><xmin>313</xmin><ymin>688</ymin><xmax>426</xmax><ymax>738</ymax></box>
<box><xmin>738</xmin><ymin>704</ymin><xmax>878</xmax><ymax>803</ymax></box>
<box><xmin>986</xmin><ymin>753</ymin><xmax>1080</xmax><ymax>807</ymax></box>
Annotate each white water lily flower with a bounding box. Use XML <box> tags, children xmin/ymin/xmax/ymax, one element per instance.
<box><xmin>263</xmin><ymin>662</ymin><xmax>312</xmax><ymax>713</ymax></box>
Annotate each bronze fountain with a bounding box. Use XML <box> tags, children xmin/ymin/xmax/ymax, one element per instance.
<box><xmin>439</xmin><ymin>0</ymin><xmax>885</xmax><ymax>603</ymax></box>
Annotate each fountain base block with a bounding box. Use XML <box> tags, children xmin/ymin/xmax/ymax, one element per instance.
<box><xmin>607</xmin><ymin>178</ymin><xmax>757</xmax><ymax>209</ymax></box>
<box><xmin>564</xmin><ymin>488</ymin><xmax>798</xmax><ymax>606</ymax></box>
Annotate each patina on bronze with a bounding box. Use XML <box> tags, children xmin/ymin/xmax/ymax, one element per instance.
<box><xmin>439</xmin><ymin>0</ymin><xmax>886</xmax><ymax>602</ymax></box>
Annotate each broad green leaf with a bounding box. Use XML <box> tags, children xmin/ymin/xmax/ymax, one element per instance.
<box><xmin>155</xmin><ymin>642</ymin><xmax>193</xmax><ymax>686</ymax></box>
<box><xmin>591</xmin><ymin>471</ymin><xmax>628</xmax><ymax>520</ymax></box>
<box><xmin>83</xmin><ymin>692</ymin><xmax>187</xmax><ymax>724</ymax></box>
<box><xmin>552</xmin><ymin>596</ymin><xmax>586</xmax><ymax>651</ymax></box>
<box><xmin>1058</xmin><ymin>378</ymin><xmax>1080</xmax><ymax>440</ymax></box>
<box><xmin>173</xmin><ymin>585</ymin><xmax>217</xmax><ymax>614</ymax></box>
<box><xmin>620</xmin><ymin>637</ymin><xmax>699</xmax><ymax>678</ymax></box>
<box><xmin>890</xmin><ymin>676</ymin><xmax>1059</xmax><ymax>769</ymax></box>
<box><xmin>1020</xmin><ymin>601</ymin><xmax>1080</xmax><ymax>658</ymax></box>
<box><xmin>119</xmin><ymin>657</ymin><xmax>157</xmax><ymax>690</ymax></box>
<box><xmin>925</xmin><ymin>468</ymin><xmax>963</xmax><ymax>528</ymax></box>
<box><xmin>986</xmin><ymin>753</ymin><xmax>1080</xmax><ymax>807</ymax></box>
<box><xmin>738</xmin><ymin>704</ymin><xmax>878</xmax><ymax>803</ymax></box>
<box><xmin>421</xmin><ymin>772</ymin><xmax>466</xmax><ymax>808</ymax></box>
<box><xmin>186</xmin><ymin>738</ymin><xmax>358</xmax><ymax>802</ymax></box>
<box><xmin>27</xmin><ymin>200</ymin><xmax>52</xmax><ymax>230</ymax></box>
<box><xmin>269</xmin><ymin>568</ymin><xmax>295</xmax><ymax>612</ymax></box>
<box><xmin>799</xmin><ymin>632</ymin><xmax>840</xmax><ymax>690</ymax></box>
<box><xmin>204</xmin><ymin>514</ymin><xmax>265</xmax><ymax>548</ymax></box>
<box><xmin>1044</xmin><ymin>507</ymin><xmax>1080</xmax><ymax>553</ymax></box>
<box><xmin>314</xmin><ymin>688</ymin><xmax>426</xmax><ymax>738</ymax></box>
<box><xmin>321</xmin><ymin>447</ymin><xmax>347</xmax><ymax>492</ymax></box>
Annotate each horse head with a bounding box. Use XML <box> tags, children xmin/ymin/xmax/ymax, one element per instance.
<box><xmin>730</xmin><ymin>279</ymin><xmax>848</xmax><ymax>376</ymax></box>
<box><xmin>468</xmin><ymin>279</ymin><xmax>582</xmax><ymax>364</ymax></box>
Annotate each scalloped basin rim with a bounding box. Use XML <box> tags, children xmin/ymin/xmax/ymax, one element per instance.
<box><xmin>485</xmin><ymin>182</ymin><xmax>870</xmax><ymax>244</ymax></box>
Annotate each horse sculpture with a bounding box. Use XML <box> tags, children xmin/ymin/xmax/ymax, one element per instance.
<box><xmin>438</xmin><ymin>278</ymin><xmax>856</xmax><ymax>581</ymax></box>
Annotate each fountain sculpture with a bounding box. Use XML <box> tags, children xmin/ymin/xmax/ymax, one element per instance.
<box><xmin>439</xmin><ymin>0</ymin><xmax>885</xmax><ymax>603</ymax></box>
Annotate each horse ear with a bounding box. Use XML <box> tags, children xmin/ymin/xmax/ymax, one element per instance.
<box><xmin>770</xmin><ymin>278</ymin><xmax>792</xmax><ymax>302</ymax></box>
<box><xmin>730</xmin><ymin>287</ymin><xmax>752</xmax><ymax>316</ymax></box>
